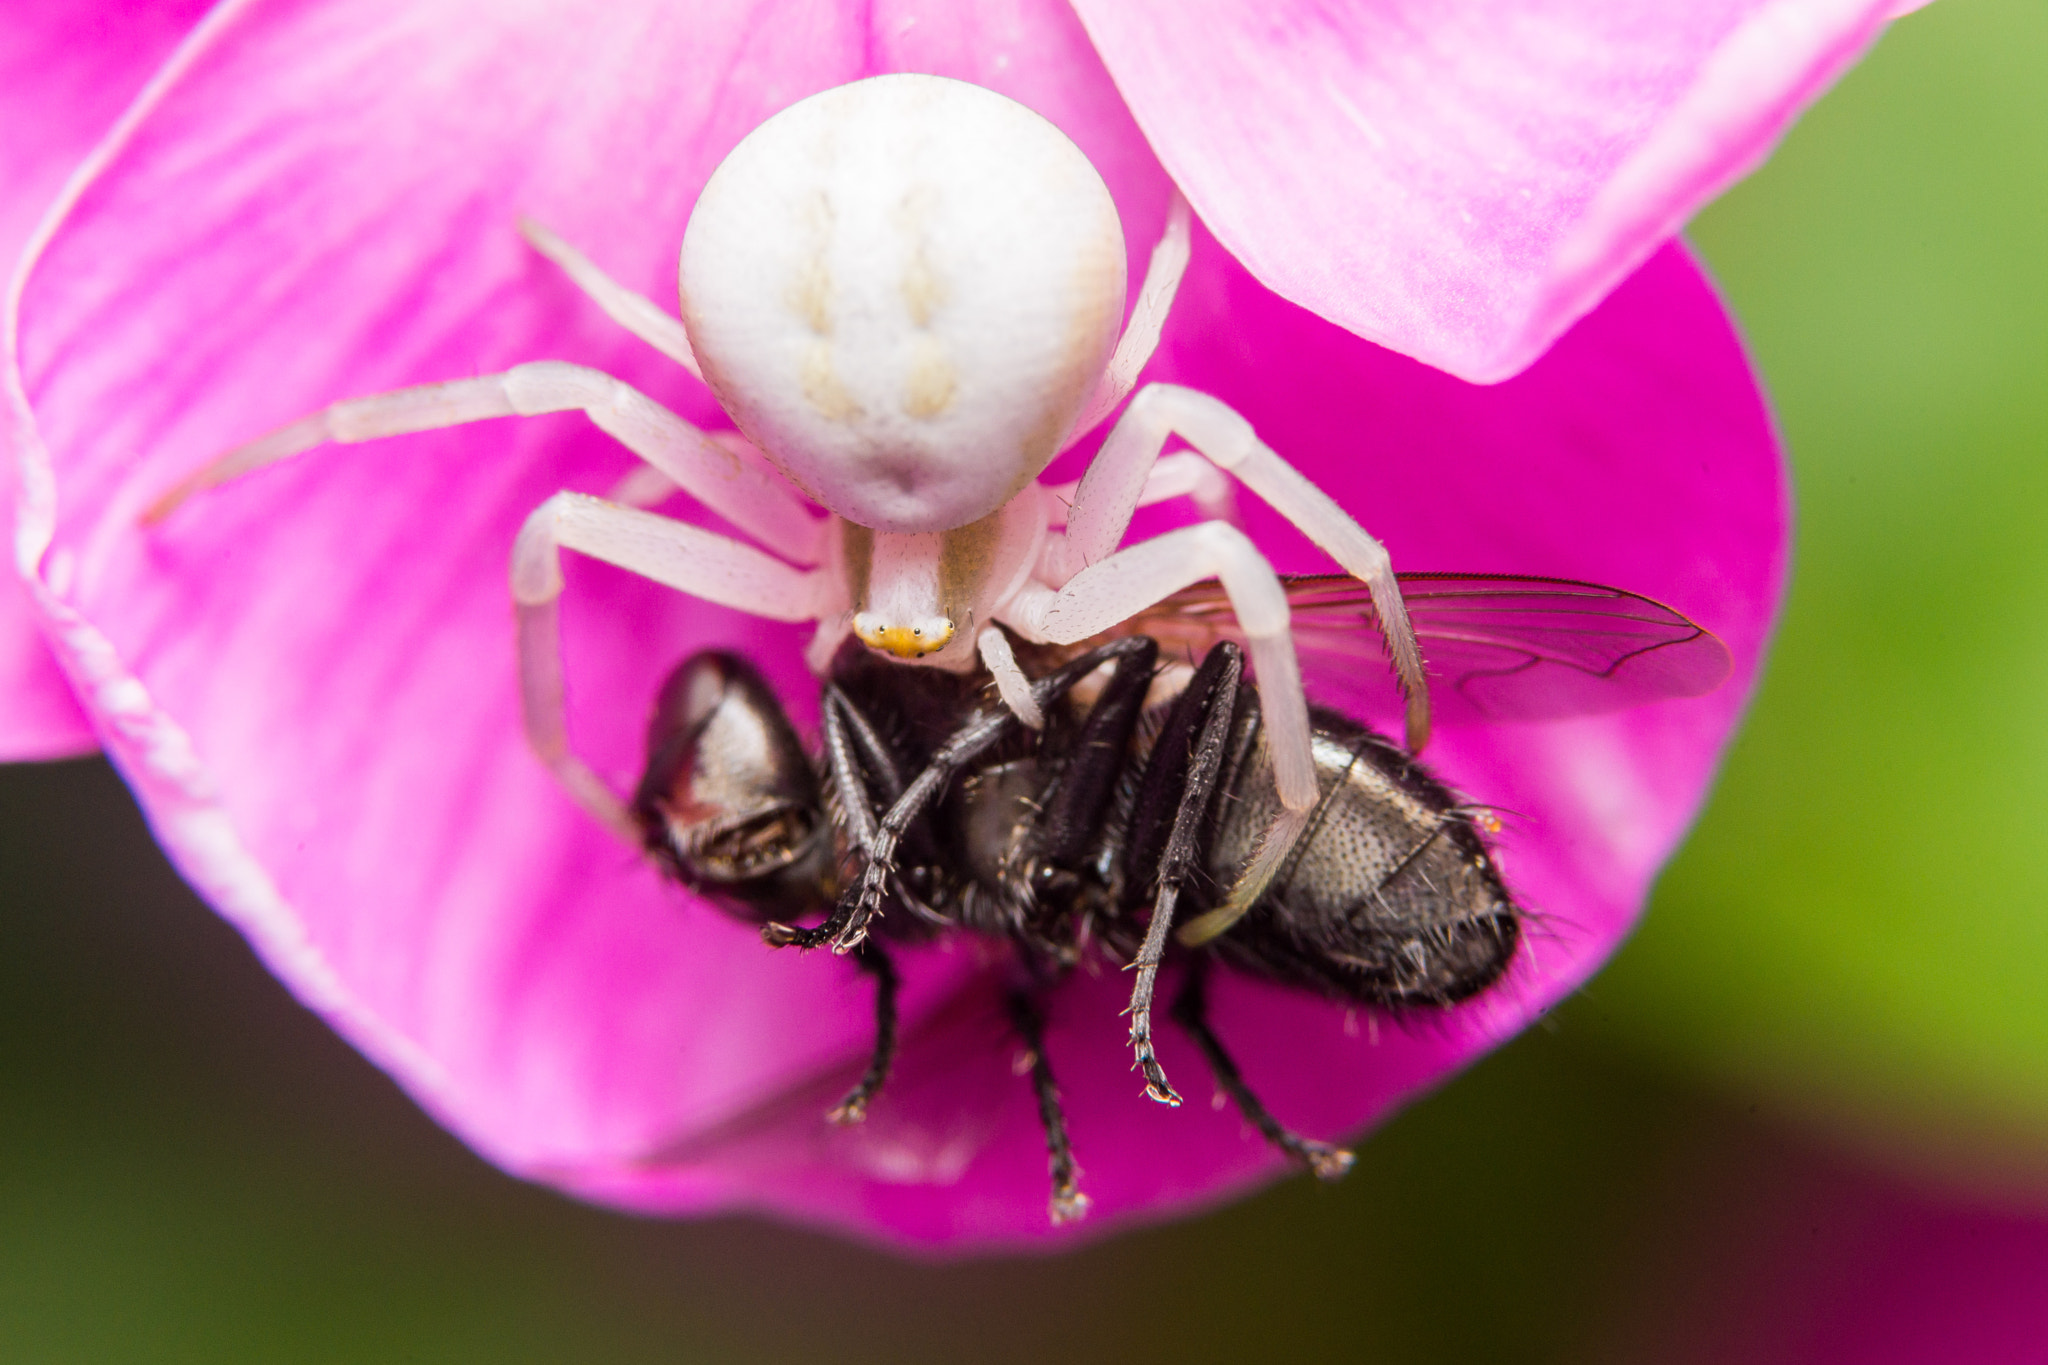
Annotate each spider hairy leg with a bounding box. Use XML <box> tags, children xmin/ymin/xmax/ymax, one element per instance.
<box><xmin>1048</xmin><ymin>382</ymin><xmax>1429</xmax><ymax>752</ymax></box>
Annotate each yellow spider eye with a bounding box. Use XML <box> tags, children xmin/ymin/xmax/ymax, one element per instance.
<box><xmin>854</xmin><ymin>616</ymin><xmax>954</xmax><ymax>659</ymax></box>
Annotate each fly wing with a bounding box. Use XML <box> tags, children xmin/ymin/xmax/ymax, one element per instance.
<box><xmin>1125</xmin><ymin>573</ymin><xmax>1732</xmax><ymax>727</ymax></box>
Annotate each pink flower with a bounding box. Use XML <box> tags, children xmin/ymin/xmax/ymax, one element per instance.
<box><xmin>0</xmin><ymin>0</ymin><xmax>211</xmax><ymax>758</ymax></box>
<box><xmin>3</xmin><ymin>0</ymin><xmax>1889</xmax><ymax>1244</ymax></box>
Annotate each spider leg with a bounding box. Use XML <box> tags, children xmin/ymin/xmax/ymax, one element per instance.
<box><xmin>1122</xmin><ymin>641</ymin><xmax>1243</xmax><ymax>1107</ymax></box>
<box><xmin>144</xmin><ymin>362</ymin><xmax>823</xmax><ymax>564</ymax></box>
<box><xmin>512</xmin><ymin>493</ymin><xmax>833</xmax><ymax>837</ymax></box>
<box><xmin>1043</xmin><ymin>451</ymin><xmax>1239</xmax><ymax>531</ymax></box>
<box><xmin>1009</xmin><ymin>991</ymin><xmax>1089</xmax><ymax>1224</ymax></box>
<box><xmin>1171</xmin><ymin>957</ymin><xmax>1355</xmax><ymax>1181</ymax></box>
<box><xmin>827</xmin><ymin>942</ymin><xmax>901</xmax><ymax>1125</ymax></box>
<box><xmin>518</xmin><ymin>216</ymin><xmax>701</xmax><ymax>377</ymax></box>
<box><xmin>1067</xmin><ymin>190</ymin><xmax>1192</xmax><ymax>438</ymax></box>
<box><xmin>976</xmin><ymin>627</ymin><xmax>1045</xmax><ymax>730</ymax></box>
<box><xmin>1046</xmin><ymin>382</ymin><xmax>1427</xmax><ymax>753</ymax></box>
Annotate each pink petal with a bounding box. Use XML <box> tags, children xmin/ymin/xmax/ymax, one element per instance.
<box><xmin>1073</xmin><ymin>0</ymin><xmax>1911</xmax><ymax>382</ymax></box>
<box><xmin>0</xmin><ymin>0</ymin><xmax>209</xmax><ymax>759</ymax></box>
<box><xmin>9</xmin><ymin>0</ymin><xmax>1783</xmax><ymax>1246</ymax></box>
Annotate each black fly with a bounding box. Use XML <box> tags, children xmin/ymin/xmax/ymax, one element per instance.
<box><xmin>630</xmin><ymin>573</ymin><xmax>1728</xmax><ymax>1221</ymax></box>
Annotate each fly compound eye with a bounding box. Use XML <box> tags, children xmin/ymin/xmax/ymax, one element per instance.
<box><xmin>633</xmin><ymin>652</ymin><xmax>829</xmax><ymax>918</ymax></box>
<box><xmin>679</xmin><ymin>74</ymin><xmax>1128</xmax><ymax>534</ymax></box>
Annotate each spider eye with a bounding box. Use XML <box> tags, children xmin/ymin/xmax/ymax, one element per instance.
<box><xmin>853</xmin><ymin>612</ymin><xmax>955</xmax><ymax>659</ymax></box>
<box><xmin>680</xmin><ymin>74</ymin><xmax>1127</xmax><ymax>534</ymax></box>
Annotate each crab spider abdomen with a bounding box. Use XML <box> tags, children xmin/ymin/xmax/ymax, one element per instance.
<box><xmin>679</xmin><ymin>74</ymin><xmax>1127</xmax><ymax>535</ymax></box>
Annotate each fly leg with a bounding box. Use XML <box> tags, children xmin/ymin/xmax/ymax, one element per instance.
<box><xmin>828</xmin><ymin>942</ymin><xmax>901</xmax><ymax>1125</ymax></box>
<box><xmin>1035</xmin><ymin>636</ymin><xmax>1159</xmax><ymax>867</ymax></box>
<box><xmin>1006</xmin><ymin>523</ymin><xmax>1319</xmax><ymax>927</ymax></box>
<box><xmin>761</xmin><ymin>690</ymin><xmax>1017</xmax><ymax>951</ymax></box>
<box><xmin>765</xmin><ymin>636</ymin><xmax>1159</xmax><ymax>953</ymax></box>
<box><xmin>1171</xmin><ymin>958</ymin><xmax>1355</xmax><ymax>1181</ymax></box>
<box><xmin>819</xmin><ymin>684</ymin><xmax>895</xmax><ymax>857</ymax></box>
<box><xmin>1009</xmin><ymin>991</ymin><xmax>1089</xmax><ymax>1224</ymax></box>
<box><xmin>1121</xmin><ymin>642</ymin><xmax>1244</xmax><ymax>1107</ymax></box>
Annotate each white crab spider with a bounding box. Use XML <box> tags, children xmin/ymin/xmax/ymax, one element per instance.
<box><xmin>148</xmin><ymin>74</ymin><xmax>1428</xmax><ymax>937</ymax></box>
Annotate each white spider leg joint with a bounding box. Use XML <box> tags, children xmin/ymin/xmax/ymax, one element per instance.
<box><xmin>1046</xmin><ymin>383</ymin><xmax>1430</xmax><ymax>751</ymax></box>
<box><xmin>1043</xmin><ymin>450</ymin><xmax>1238</xmax><ymax>529</ymax></box>
<box><xmin>511</xmin><ymin>493</ymin><xmax>835</xmax><ymax>833</ymax></box>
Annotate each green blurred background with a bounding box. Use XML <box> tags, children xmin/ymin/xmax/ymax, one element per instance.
<box><xmin>4</xmin><ymin>2</ymin><xmax>2045</xmax><ymax>1359</ymax></box>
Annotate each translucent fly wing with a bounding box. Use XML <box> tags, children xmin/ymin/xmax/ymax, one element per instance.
<box><xmin>1386</xmin><ymin>573</ymin><xmax>1732</xmax><ymax>722</ymax></box>
<box><xmin>1127</xmin><ymin>573</ymin><xmax>1732</xmax><ymax>727</ymax></box>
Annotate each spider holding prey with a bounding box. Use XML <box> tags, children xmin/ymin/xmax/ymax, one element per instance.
<box><xmin>148</xmin><ymin>74</ymin><xmax>1728</xmax><ymax>1220</ymax></box>
<box><xmin>149</xmin><ymin>73</ymin><xmax>1424</xmax><ymax>917</ymax></box>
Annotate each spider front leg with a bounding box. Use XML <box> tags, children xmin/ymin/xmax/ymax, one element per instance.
<box><xmin>512</xmin><ymin>494</ymin><xmax>834</xmax><ymax>836</ymax></box>
<box><xmin>1046</xmin><ymin>382</ymin><xmax>1429</xmax><ymax>752</ymax></box>
<box><xmin>147</xmin><ymin>360</ymin><xmax>840</xmax><ymax>840</ymax></box>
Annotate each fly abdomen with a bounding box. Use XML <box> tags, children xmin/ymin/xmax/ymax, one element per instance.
<box><xmin>1206</xmin><ymin>709</ymin><xmax>1519</xmax><ymax>1009</ymax></box>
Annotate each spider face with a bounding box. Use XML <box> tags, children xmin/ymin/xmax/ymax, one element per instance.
<box><xmin>678</xmin><ymin>74</ymin><xmax>1128</xmax><ymax>535</ymax></box>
